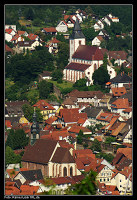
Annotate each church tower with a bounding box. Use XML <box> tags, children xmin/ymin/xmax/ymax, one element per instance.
<box><xmin>30</xmin><ymin>107</ymin><xmax>40</xmax><ymax>145</ymax></box>
<box><xmin>69</xmin><ymin>18</ymin><xmax>86</xmax><ymax>62</ymax></box>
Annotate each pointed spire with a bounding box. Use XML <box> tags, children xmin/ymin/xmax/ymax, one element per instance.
<box><xmin>70</xmin><ymin>18</ymin><xmax>85</xmax><ymax>39</ymax></box>
<box><xmin>73</xmin><ymin>18</ymin><xmax>81</xmax><ymax>32</ymax></box>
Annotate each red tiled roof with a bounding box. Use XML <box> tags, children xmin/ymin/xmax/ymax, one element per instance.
<box><xmin>73</xmin><ymin>149</ymin><xmax>95</xmax><ymax>159</ymax></box>
<box><xmin>117</xmin><ymin>148</ymin><xmax>132</xmax><ymax>160</ymax></box>
<box><xmin>17</xmin><ymin>30</ymin><xmax>26</xmax><ymax>35</ymax></box>
<box><xmin>48</xmin><ymin>37</ymin><xmax>60</xmax><ymax>44</ymax></box>
<box><xmin>5</xmin><ymin>28</ymin><xmax>14</xmax><ymax>34</ymax></box>
<box><xmin>5</xmin><ymin>120</ymin><xmax>12</xmax><ymax>128</ymax></box>
<box><xmin>59</xmin><ymin>108</ymin><xmax>87</xmax><ymax>123</ymax></box>
<box><xmin>111</xmin><ymin>98</ymin><xmax>129</xmax><ymax>109</ymax></box>
<box><xmin>28</xmin><ymin>33</ymin><xmax>38</xmax><ymax>40</ymax></box>
<box><xmin>5</xmin><ymin>44</ymin><xmax>14</xmax><ymax>53</ymax></box>
<box><xmin>68</xmin><ymin>124</ymin><xmax>91</xmax><ymax>134</ymax></box>
<box><xmin>108</xmin><ymin>51</ymin><xmax>128</xmax><ymax>60</ymax></box>
<box><xmin>43</xmin><ymin>27</ymin><xmax>57</xmax><ymax>32</ymax></box>
<box><xmin>97</xmin><ymin>112</ymin><xmax>119</xmax><ymax>122</ymax></box>
<box><xmin>19</xmin><ymin>185</ymin><xmax>39</xmax><ymax>195</ymax></box>
<box><xmin>11</xmin><ymin>34</ymin><xmax>20</xmax><ymax>41</ymax></box>
<box><xmin>45</xmin><ymin>116</ymin><xmax>57</xmax><ymax>125</ymax></box>
<box><xmin>72</xmin><ymin>45</ymin><xmax>104</xmax><ymax>60</ymax></box>
<box><xmin>65</xmin><ymin>62</ymin><xmax>91</xmax><ymax>71</ymax></box>
<box><xmin>111</xmin><ymin>87</ymin><xmax>127</xmax><ymax>97</ymax></box>
<box><xmin>33</xmin><ymin>100</ymin><xmax>55</xmax><ymax>110</ymax></box>
<box><xmin>96</xmin><ymin>36</ymin><xmax>104</xmax><ymax>41</ymax></box>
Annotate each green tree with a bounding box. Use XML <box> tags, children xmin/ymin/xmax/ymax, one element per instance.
<box><xmin>105</xmin><ymin>137</ymin><xmax>116</xmax><ymax>145</ymax></box>
<box><xmin>73</xmin><ymin>78</ymin><xmax>88</xmax><ymax>90</ymax></box>
<box><xmin>5</xmin><ymin>146</ymin><xmax>21</xmax><ymax>166</ymax></box>
<box><xmin>91</xmin><ymin>139</ymin><xmax>102</xmax><ymax>152</ymax></box>
<box><xmin>77</xmin><ymin>130</ymin><xmax>84</xmax><ymax>144</ymax></box>
<box><xmin>25</xmin><ymin>7</ymin><xmax>35</xmax><ymax>20</ymax></box>
<box><xmin>92</xmin><ymin>65</ymin><xmax>110</xmax><ymax>86</ymax></box>
<box><xmin>22</xmin><ymin>104</ymin><xmax>43</xmax><ymax>122</ymax></box>
<box><xmin>56</xmin><ymin>42</ymin><xmax>69</xmax><ymax>70</ymax></box>
<box><xmin>66</xmin><ymin>170</ymin><xmax>97</xmax><ymax>195</ymax></box>
<box><xmin>51</xmin><ymin>69</ymin><xmax>63</xmax><ymax>82</ymax></box>
<box><xmin>6</xmin><ymin>129</ymin><xmax>29</xmax><ymax>150</ymax></box>
<box><xmin>38</xmin><ymin>80</ymin><xmax>53</xmax><ymax>99</ymax></box>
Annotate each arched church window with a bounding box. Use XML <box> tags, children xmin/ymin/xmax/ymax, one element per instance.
<box><xmin>63</xmin><ymin>167</ymin><xmax>67</xmax><ymax>177</ymax></box>
<box><xmin>70</xmin><ymin>166</ymin><xmax>73</xmax><ymax>176</ymax></box>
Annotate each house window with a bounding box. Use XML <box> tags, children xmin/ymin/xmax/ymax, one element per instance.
<box><xmin>88</xmin><ymin>72</ymin><xmax>90</xmax><ymax>75</ymax></box>
<box><xmin>100</xmin><ymin>179</ymin><xmax>102</xmax><ymax>182</ymax></box>
<box><xmin>104</xmin><ymin>179</ymin><xmax>106</xmax><ymax>182</ymax></box>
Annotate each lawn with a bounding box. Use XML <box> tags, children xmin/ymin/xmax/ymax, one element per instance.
<box><xmin>46</xmin><ymin>79</ymin><xmax>73</xmax><ymax>90</ymax></box>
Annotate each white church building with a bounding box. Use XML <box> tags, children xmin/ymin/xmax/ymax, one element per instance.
<box><xmin>63</xmin><ymin>19</ymin><xmax>104</xmax><ymax>85</ymax></box>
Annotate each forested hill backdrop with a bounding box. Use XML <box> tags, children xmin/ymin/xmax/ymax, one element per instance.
<box><xmin>5</xmin><ymin>5</ymin><xmax>132</xmax><ymax>30</ymax></box>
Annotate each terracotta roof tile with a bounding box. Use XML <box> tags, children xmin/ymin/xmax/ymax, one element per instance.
<box><xmin>111</xmin><ymin>87</ymin><xmax>127</xmax><ymax>97</ymax></box>
<box><xmin>117</xmin><ymin>148</ymin><xmax>132</xmax><ymax>160</ymax></box>
<box><xmin>65</xmin><ymin>62</ymin><xmax>91</xmax><ymax>71</ymax></box>
<box><xmin>43</xmin><ymin>27</ymin><xmax>57</xmax><ymax>32</ymax></box>
<box><xmin>33</xmin><ymin>100</ymin><xmax>55</xmax><ymax>110</ymax></box>
<box><xmin>111</xmin><ymin>98</ymin><xmax>129</xmax><ymax>109</ymax></box>
<box><xmin>72</xmin><ymin>45</ymin><xmax>104</xmax><ymax>60</ymax></box>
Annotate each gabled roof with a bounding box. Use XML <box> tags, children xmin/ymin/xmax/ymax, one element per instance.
<box><xmin>111</xmin><ymin>98</ymin><xmax>129</xmax><ymax>109</ymax></box>
<box><xmin>17</xmin><ymin>169</ymin><xmax>43</xmax><ymax>181</ymax></box>
<box><xmin>111</xmin><ymin>87</ymin><xmax>127</xmax><ymax>97</ymax></box>
<box><xmin>59</xmin><ymin>108</ymin><xmax>87</xmax><ymax>123</ymax></box>
<box><xmin>72</xmin><ymin>45</ymin><xmax>104</xmax><ymax>61</ymax></box>
<box><xmin>51</xmin><ymin>147</ymin><xmax>75</xmax><ymax>163</ymax></box>
<box><xmin>108</xmin><ymin>51</ymin><xmax>128</xmax><ymax>60</ymax></box>
<box><xmin>68</xmin><ymin>125</ymin><xmax>91</xmax><ymax>134</ymax></box>
<box><xmin>117</xmin><ymin>147</ymin><xmax>132</xmax><ymax>160</ymax></box>
<box><xmin>45</xmin><ymin>116</ymin><xmax>57</xmax><ymax>125</ymax></box>
<box><xmin>110</xmin><ymin>72</ymin><xmax>132</xmax><ymax>83</ymax></box>
<box><xmin>43</xmin><ymin>27</ymin><xmax>57</xmax><ymax>32</ymax></box>
<box><xmin>33</xmin><ymin>100</ymin><xmax>55</xmax><ymax>111</ymax></box>
<box><xmin>5</xmin><ymin>28</ymin><xmax>14</xmax><ymax>34</ymax></box>
<box><xmin>28</xmin><ymin>33</ymin><xmax>38</xmax><ymax>40</ymax></box>
<box><xmin>22</xmin><ymin>139</ymin><xmax>58</xmax><ymax>164</ymax></box>
<box><xmin>82</xmin><ymin>106</ymin><xmax>103</xmax><ymax>118</ymax></box>
<box><xmin>17</xmin><ymin>30</ymin><xmax>27</xmax><ymax>35</ymax></box>
<box><xmin>11</xmin><ymin>34</ymin><xmax>20</xmax><ymax>41</ymax></box>
<box><xmin>5</xmin><ymin>44</ymin><xmax>14</xmax><ymax>53</ymax></box>
<box><xmin>65</xmin><ymin>62</ymin><xmax>90</xmax><ymax>71</ymax></box>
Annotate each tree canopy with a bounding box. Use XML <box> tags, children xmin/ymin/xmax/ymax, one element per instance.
<box><xmin>6</xmin><ymin>129</ymin><xmax>29</xmax><ymax>150</ymax></box>
<box><xmin>66</xmin><ymin>170</ymin><xmax>97</xmax><ymax>195</ymax></box>
<box><xmin>38</xmin><ymin>80</ymin><xmax>53</xmax><ymax>99</ymax></box>
<box><xmin>22</xmin><ymin>103</ymin><xmax>43</xmax><ymax>122</ymax></box>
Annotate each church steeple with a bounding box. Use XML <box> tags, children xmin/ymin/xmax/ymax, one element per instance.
<box><xmin>30</xmin><ymin>107</ymin><xmax>40</xmax><ymax>145</ymax></box>
<box><xmin>69</xmin><ymin>18</ymin><xmax>86</xmax><ymax>62</ymax></box>
<box><xmin>70</xmin><ymin>18</ymin><xmax>85</xmax><ymax>39</ymax></box>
